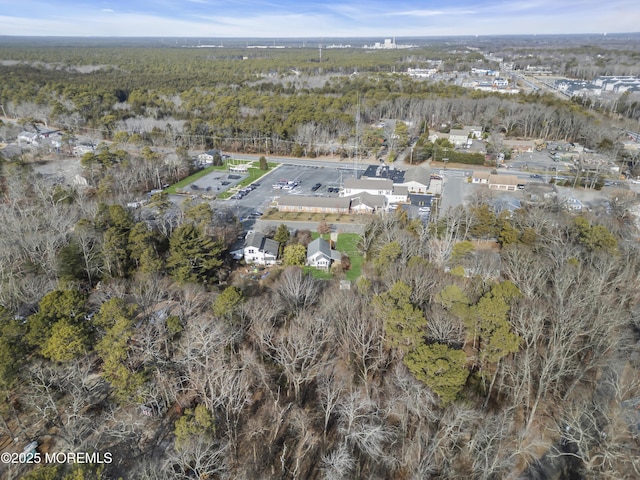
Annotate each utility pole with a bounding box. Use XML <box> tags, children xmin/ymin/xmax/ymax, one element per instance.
<box><xmin>354</xmin><ymin>94</ymin><xmax>360</xmax><ymax>176</ymax></box>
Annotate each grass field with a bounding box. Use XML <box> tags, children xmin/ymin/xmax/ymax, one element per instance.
<box><xmin>303</xmin><ymin>266</ymin><xmax>333</xmax><ymax>280</ymax></box>
<box><xmin>335</xmin><ymin>233</ymin><xmax>363</xmax><ymax>281</ymax></box>
<box><xmin>164</xmin><ymin>160</ymin><xmax>277</xmax><ymax>196</ymax></box>
<box><xmin>308</xmin><ymin>232</ymin><xmax>363</xmax><ymax>281</ymax></box>
<box><xmin>164</xmin><ymin>164</ymin><xmax>227</xmax><ymax>194</ymax></box>
<box><xmin>217</xmin><ymin>162</ymin><xmax>278</xmax><ymax>199</ymax></box>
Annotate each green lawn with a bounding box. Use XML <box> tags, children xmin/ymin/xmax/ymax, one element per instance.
<box><xmin>164</xmin><ymin>160</ymin><xmax>277</xmax><ymax>195</ymax></box>
<box><xmin>308</xmin><ymin>232</ymin><xmax>363</xmax><ymax>281</ymax></box>
<box><xmin>218</xmin><ymin>163</ymin><xmax>278</xmax><ymax>199</ymax></box>
<box><xmin>164</xmin><ymin>162</ymin><xmax>230</xmax><ymax>194</ymax></box>
<box><xmin>304</xmin><ymin>266</ymin><xmax>333</xmax><ymax>280</ymax></box>
<box><xmin>335</xmin><ymin>233</ymin><xmax>364</xmax><ymax>281</ymax></box>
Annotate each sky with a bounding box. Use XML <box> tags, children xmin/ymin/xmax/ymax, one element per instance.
<box><xmin>0</xmin><ymin>0</ymin><xmax>638</xmax><ymax>38</ymax></box>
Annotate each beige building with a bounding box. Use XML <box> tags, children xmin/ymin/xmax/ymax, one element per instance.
<box><xmin>488</xmin><ymin>174</ymin><xmax>524</xmax><ymax>191</ymax></box>
<box><xmin>276</xmin><ymin>196</ymin><xmax>350</xmax><ymax>214</ymax></box>
<box><xmin>472</xmin><ymin>171</ymin><xmax>491</xmax><ymax>184</ymax></box>
<box><xmin>472</xmin><ymin>172</ymin><xmax>525</xmax><ymax>191</ymax></box>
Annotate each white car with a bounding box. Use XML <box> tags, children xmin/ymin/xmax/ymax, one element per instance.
<box><xmin>418</xmin><ymin>206</ymin><xmax>431</xmax><ymax>213</ymax></box>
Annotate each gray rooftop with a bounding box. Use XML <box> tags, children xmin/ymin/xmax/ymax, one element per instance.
<box><xmin>244</xmin><ymin>231</ymin><xmax>279</xmax><ymax>256</ymax></box>
<box><xmin>307</xmin><ymin>237</ymin><xmax>331</xmax><ymax>259</ymax></box>
<box><xmin>346</xmin><ymin>192</ymin><xmax>386</xmax><ymax>208</ymax></box>
<box><xmin>403</xmin><ymin>165</ymin><xmax>431</xmax><ymax>185</ymax></box>
<box><xmin>277</xmin><ymin>196</ymin><xmax>350</xmax><ymax>208</ymax></box>
<box><xmin>344</xmin><ymin>178</ymin><xmax>393</xmax><ymax>191</ymax></box>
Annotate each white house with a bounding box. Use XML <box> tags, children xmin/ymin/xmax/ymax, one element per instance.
<box><xmin>307</xmin><ymin>238</ymin><xmax>342</xmax><ymax>270</ymax></box>
<box><xmin>388</xmin><ymin>185</ymin><xmax>409</xmax><ymax>204</ymax></box>
<box><xmin>243</xmin><ymin>232</ymin><xmax>279</xmax><ymax>265</ymax></box>
<box><xmin>449</xmin><ymin>129</ymin><xmax>470</xmax><ymax>147</ymax></box>
<box><xmin>17</xmin><ymin>131</ymin><xmax>39</xmax><ymax>146</ymax></box>
<box><xmin>196</xmin><ymin>149</ymin><xmax>222</xmax><ymax>167</ymax></box>
<box><xmin>341</xmin><ymin>178</ymin><xmax>408</xmax><ymax>204</ymax></box>
<box><xmin>347</xmin><ymin>192</ymin><xmax>387</xmax><ymax>214</ymax></box>
<box><xmin>342</xmin><ymin>178</ymin><xmax>393</xmax><ymax>197</ymax></box>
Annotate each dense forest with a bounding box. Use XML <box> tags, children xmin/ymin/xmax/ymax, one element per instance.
<box><xmin>0</xmin><ymin>39</ymin><xmax>640</xmax><ymax>479</ymax></box>
<box><xmin>1</xmin><ymin>158</ymin><xmax>639</xmax><ymax>479</ymax></box>
<box><xmin>0</xmin><ymin>42</ymin><xmax>630</xmax><ymax>160</ymax></box>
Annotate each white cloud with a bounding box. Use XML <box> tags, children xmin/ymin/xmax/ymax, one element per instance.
<box><xmin>0</xmin><ymin>1</ymin><xmax>639</xmax><ymax>37</ymax></box>
<box><xmin>388</xmin><ymin>8</ymin><xmax>477</xmax><ymax>17</ymax></box>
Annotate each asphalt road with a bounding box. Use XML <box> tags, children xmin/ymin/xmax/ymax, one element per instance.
<box><xmin>438</xmin><ymin>175</ymin><xmax>471</xmax><ymax>216</ymax></box>
<box><xmin>185</xmin><ymin>161</ymin><xmax>366</xmax><ymax>232</ymax></box>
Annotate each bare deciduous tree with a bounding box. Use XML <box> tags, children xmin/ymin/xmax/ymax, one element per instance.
<box><xmin>275</xmin><ymin>267</ymin><xmax>320</xmax><ymax>317</ymax></box>
<box><xmin>258</xmin><ymin>313</ymin><xmax>332</xmax><ymax>403</ymax></box>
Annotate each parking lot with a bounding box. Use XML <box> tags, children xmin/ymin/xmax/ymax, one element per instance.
<box><xmin>207</xmin><ymin>163</ymin><xmax>360</xmax><ymax>227</ymax></box>
<box><xmin>267</xmin><ymin>164</ymin><xmax>351</xmax><ymax>196</ymax></box>
<box><xmin>181</xmin><ymin>170</ymin><xmax>249</xmax><ymax>197</ymax></box>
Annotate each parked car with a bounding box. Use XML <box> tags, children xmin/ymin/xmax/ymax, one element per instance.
<box><xmin>311</xmin><ymin>183</ymin><xmax>322</xmax><ymax>191</ymax></box>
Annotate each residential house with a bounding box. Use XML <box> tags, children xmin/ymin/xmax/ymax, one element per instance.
<box><xmin>472</xmin><ymin>172</ymin><xmax>525</xmax><ymax>190</ymax></box>
<box><xmin>448</xmin><ymin>126</ymin><xmax>482</xmax><ymax>147</ymax></box>
<box><xmin>347</xmin><ymin>192</ymin><xmax>387</xmax><ymax>214</ymax></box>
<box><xmin>449</xmin><ymin>129</ymin><xmax>472</xmax><ymax>147</ymax></box>
<box><xmin>565</xmin><ymin>197</ymin><xmax>584</xmax><ymax>211</ymax></box>
<box><xmin>17</xmin><ymin>131</ymin><xmax>39</xmax><ymax>146</ymax></box>
<box><xmin>466</xmin><ymin>126</ymin><xmax>483</xmax><ymax>139</ymax></box>
<box><xmin>400</xmin><ymin>165</ymin><xmax>431</xmax><ymax>193</ymax></box>
<box><xmin>472</xmin><ymin>171</ymin><xmax>491</xmax><ymax>184</ymax></box>
<box><xmin>307</xmin><ymin>238</ymin><xmax>342</xmax><ymax>271</ymax></box>
<box><xmin>388</xmin><ymin>185</ymin><xmax>409</xmax><ymax>204</ymax></box>
<box><xmin>492</xmin><ymin>196</ymin><xmax>522</xmax><ymax>216</ymax></box>
<box><xmin>243</xmin><ymin>232</ymin><xmax>279</xmax><ymax>265</ymax></box>
<box><xmin>196</xmin><ymin>149</ymin><xmax>221</xmax><ymax>167</ymax></box>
